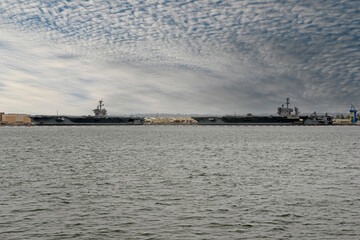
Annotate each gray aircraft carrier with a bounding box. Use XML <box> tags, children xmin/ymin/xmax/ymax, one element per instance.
<box><xmin>29</xmin><ymin>100</ymin><xmax>144</xmax><ymax>125</ymax></box>
<box><xmin>192</xmin><ymin>98</ymin><xmax>333</xmax><ymax>125</ymax></box>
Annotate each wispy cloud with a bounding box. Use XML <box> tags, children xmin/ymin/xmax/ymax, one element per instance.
<box><xmin>0</xmin><ymin>0</ymin><xmax>359</xmax><ymax>114</ymax></box>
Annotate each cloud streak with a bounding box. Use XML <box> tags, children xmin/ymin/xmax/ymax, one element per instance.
<box><xmin>0</xmin><ymin>0</ymin><xmax>359</xmax><ymax>114</ymax></box>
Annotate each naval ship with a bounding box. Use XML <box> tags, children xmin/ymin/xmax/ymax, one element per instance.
<box><xmin>29</xmin><ymin>100</ymin><xmax>144</xmax><ymax>125</ymax></box>
<box><xmin>192</xmin><ymin>98</ymin><xmax>333</xmax><ymax>125</ymax></box>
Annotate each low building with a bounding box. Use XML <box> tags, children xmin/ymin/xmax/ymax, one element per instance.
<box><xmin>332</xmin><ymin>118</ymin><xmax>351</xmax><ymax>125</ymax></box>
<box><xmin>0</xmin><ymin>113</ymin><xmax>32</xmax><ymax>125</ymax></box>
<box><xmin>144</xmin><ymin>117</ymin><xmax>197</xmax><ymax>125</ymax></box>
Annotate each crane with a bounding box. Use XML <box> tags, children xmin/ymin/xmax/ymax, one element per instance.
<box><xmin>350</xmin><ymin>104</ymin><xmax>359</xmax><ymax>123</ymax></box>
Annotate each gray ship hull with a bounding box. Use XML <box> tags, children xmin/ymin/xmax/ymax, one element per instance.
<box><xmin>192</xmin><ymin>115</ymin><xmax>332</xmax><ymax>125</ymax></box>
<box><xmin>29</xmin><ymin>116</ymin><xmax>144</xmax><ymax>125</ymax></box>
<box><xmin>302</xmin><ymin>115</ymin><xmax>333</xmax><ymax>125</ymax></box>
<box><xmin>192</xmin><ymin>116</ymin><xmax>302</xmax><ymax>125</ymax></box>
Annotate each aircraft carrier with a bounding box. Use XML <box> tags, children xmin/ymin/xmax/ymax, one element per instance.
<box><xmin>192</xmin><ymin>98</ymin><xmax>333</xmax><ymax>125</ymax></box>
<box><xmin>29</xmin><ymin>98</ymin><xmax>332</xmax><ymax>126</ymax></box>
<box><xmin>29</xmin><ymin>100</ymin><xmax>144</xmax><ymax>125</ymax></box>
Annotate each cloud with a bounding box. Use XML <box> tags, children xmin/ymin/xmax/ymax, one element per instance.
<box><xmin>0</xmin><ymin>0</ymin><xmax>359</xmax><ymax>114</ymax></box>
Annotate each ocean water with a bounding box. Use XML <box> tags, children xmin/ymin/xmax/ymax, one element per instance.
<box><xmin>0</xmin><ymin>126</ymin><xmax>359</xmax><ymax>240</ymax></box>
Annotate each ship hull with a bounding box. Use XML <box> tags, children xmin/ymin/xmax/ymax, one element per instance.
<box><xmin>192</xmin><ymin>116</ymin><xmax>302</xmax><ymax>125</ymax></box>
<box><xmin>192</xmin><ymin>115</ymin><xmax>332</xmax><ymax>125</ymax></box>
<box><xmin>302</xmin><ymin>115</ymin><xmax>333</xmax><ymax>125</ymax></box>
<box><xmin>29</xmin><ymin>116</ymin><xmax>144</xmax><ymax>125</ymax></box>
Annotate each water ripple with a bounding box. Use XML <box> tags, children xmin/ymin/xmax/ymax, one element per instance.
<box><xmin>0</xmin><ymin>126</ymin><xmax>359</xmax><ymax>239</ymax></box>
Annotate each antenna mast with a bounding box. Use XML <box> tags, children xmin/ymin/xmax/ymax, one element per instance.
<box><xmin>99</xmin><ymin>99</ymin><xmax>104</xmax><ymax>110</ymax></box>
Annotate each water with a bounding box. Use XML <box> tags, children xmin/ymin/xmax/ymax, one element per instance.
<box><xmin>0</xmin><ymin>126</ymin><xmax>359</xmax><ymax>239</ymax></box>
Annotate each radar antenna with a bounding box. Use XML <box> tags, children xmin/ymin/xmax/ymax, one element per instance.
<box><xmin>99</xmin><ymin>99</ymin><xmax>104</xmax><ymax>110</ymax></box>
<box><xmin>286</xmin><ymin>98</ymin><xmax>290</xmax><ymax>108</ymax></box>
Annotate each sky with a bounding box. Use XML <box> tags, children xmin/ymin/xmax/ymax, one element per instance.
<box><xmin>0</xmin><ymin>0</ymin><xmax>359</xmax><ymax>115</ymax></box>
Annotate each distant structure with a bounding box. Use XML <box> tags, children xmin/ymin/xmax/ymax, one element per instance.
<box><xmin>0</xmin><ymin>112</ymin><xmax>32</xmax><ymax>125</ymax></box>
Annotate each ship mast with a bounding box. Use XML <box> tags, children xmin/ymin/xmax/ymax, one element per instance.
<box><xmin>99</xmin><ymin>99</ymin><xmax>104</xmax><ymax>111</ymax></box>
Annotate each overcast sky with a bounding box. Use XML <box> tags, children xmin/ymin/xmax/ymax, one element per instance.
<box><xmin>0</xmin><ymin>0</ymin><xmax>359</xmax><ymax>115</ymax></box>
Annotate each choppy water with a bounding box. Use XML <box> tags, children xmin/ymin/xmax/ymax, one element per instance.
<box><xmin>0</xmin><ymin>126</ymin><xmax>359</xmax><ymax>239</ymax></box>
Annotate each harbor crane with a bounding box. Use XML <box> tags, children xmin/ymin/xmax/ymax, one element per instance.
<box><xmin>350</xmin><ymin>104</ymin><xmax>359</xmax><ymax>123</ymax></box>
